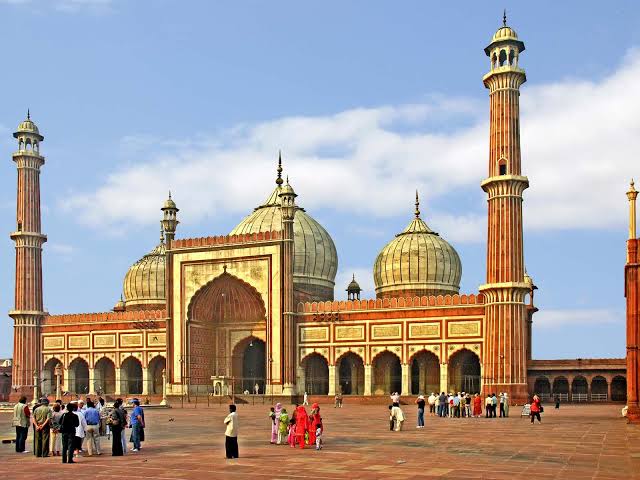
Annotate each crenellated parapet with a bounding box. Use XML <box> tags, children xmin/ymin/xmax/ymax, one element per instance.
<box><xmin>44</xmin><ymin>309</ymin><xmax>167</xmax><ymax>325</ymax></box>
<box><xmin>171</xmin><ymin>230</ymin><xmax>282</xmax><ymax>249</ymax></box>
<box><xmin>297</xmin><ymin>293</ymin><xmax>484</xmax><ymax>313</ymax></box>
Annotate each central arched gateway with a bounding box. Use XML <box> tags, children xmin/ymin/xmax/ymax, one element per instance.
<box><xmin>187</xmin><ymin>270</ymin><xmax>267</xmax><ymax>386</ymax></box>
<box><xmin>448</xmin><ymin>349</ymin><xmax>480</xmax><ymax>393</ymax></box>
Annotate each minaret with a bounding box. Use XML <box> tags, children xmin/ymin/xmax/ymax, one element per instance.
<box><xmin>625</xmin><ymin>180</ymin><xmax>640</xmax><ymax>422</ymax></box>
<box><xmin>9</xmin><ymin>112</ymin><xmax>47</xmax><ymax>398</ymax></box>
<box><xmin>279</xmin><ymin>165</ymin><xmax>297</xmax><ymax>395</ymax></box>
<box><xmin>479</xmin><ymin>14</ymin><xmax>530</xmax><ymax>403</ymax></box>
<box><xmin>161</xmin><ymin>191</ymin><xmax>179</xmax><ymax>244</ymax></box>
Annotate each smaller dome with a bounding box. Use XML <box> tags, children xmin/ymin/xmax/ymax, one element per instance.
<box><xmin>279</xmin><ymin>179</ymin><xmax>296</xmax><ymax>196</ymax></box>
<box><xmin>14</xmin><ymin>111</ymin><xmax>43</xmax><ymax>140</ymax></box>
<box><xmin>492</xmin><ymin>26</ymin><xmax>518</xmax><ymax>42</ymax></box>
<box><xmin>162</xmin><ymin>192</ymin><xmax>178</xmax><ymax>211</ymax></box>
<box><xmin>346</xmin><ymin>274</ymin><xmax>361</xmax><ymax>293</ymax></box>
<box><xmin>123</xmin><ymin>242</ymin><xmax>166</xmax><ymax>308</ymax></box>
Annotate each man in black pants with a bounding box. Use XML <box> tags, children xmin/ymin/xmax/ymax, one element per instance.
<box><xmin>224</xmin><ymin>404</ymin><xmax>239</xmax><ymax>459</ymax></box>
<box><xmin>61</xmin><ymin>403</ymin><xmax>79</xmax><ymax>463</ymax></box>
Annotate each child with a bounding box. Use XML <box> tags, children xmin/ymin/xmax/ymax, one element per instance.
<box><xmin>315</xmin><ymin>421</ymin><xmax>323</xmax><ymax>450</ymax></box>
<box><xmin>268</xmin><ymin>407</ymin><xmax>276</xmax><ymax>444</ymax></box>
<box><xmin>277</xmin><ymin>408</ymin><xmax>289</xmax><ymax>445</ymax></box>
<box><xmin>287</xmin><ymin>417</ymin><xmax>296</xmax><ymax>448</ymax></box>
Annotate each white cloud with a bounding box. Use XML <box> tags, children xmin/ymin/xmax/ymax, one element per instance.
<box><xmin>49</xmin><ymin>243</ymin><xmax>74</xmax><ymax>256</ymax></box>
<box><xmin>534</xmin><ymin>308</ymin><xmax>622</xmax><ymax>329</ymax></box>
<box><xmin>61</xmin><ymin>49</ymin><xmax>640</xmax><ymax>242</ymax></box>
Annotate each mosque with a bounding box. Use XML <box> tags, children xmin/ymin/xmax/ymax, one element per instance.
<box><xmin>7</xmin><ymin>18</ymin><xmax>628</xmax><ymax>404</ymax></box>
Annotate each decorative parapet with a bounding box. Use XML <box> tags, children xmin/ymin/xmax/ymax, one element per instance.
<box><xmin>44</xmin><ymin>309</ymin><xmax>167</xmax><ymax>325</ymax></box>
<box><xmin>296</xmin><ymin>293</ymin><xmax>484</xmax><ymax>313</ymax></box>
<box><xmin>171</xmin><ymin>230</ymin><xmax>282</xmax><ymax>249</ymax></box>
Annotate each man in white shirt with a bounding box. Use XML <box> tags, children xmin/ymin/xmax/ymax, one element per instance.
<box><xmin>427</xmin><ymin>393</ymin><xmax>437</xmax><ymax>416</ymax></box>
<box><xmin>72</xmin><ymin>401</ymin><xmax>87</xmax><ymax>458</ymax></box>
<box><xmin>224</xmin><ymin>404</ymin><xmax>239</xmax><ymax>459</ymax></box>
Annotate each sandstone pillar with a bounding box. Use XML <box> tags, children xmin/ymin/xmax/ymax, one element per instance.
<box><xmin>401</xmin><ymin>364</ymin><xmax>410</xmax><ymax>395</ymax></box>
<box><xmin>328</xmin><ymin>364</ymin><xmax>336</xmax><ymax>396</ymax></box>
<box><xmin>364</xmin><ymin>365</ymin><xmax>372</xmax><ymax>396</ymax></box>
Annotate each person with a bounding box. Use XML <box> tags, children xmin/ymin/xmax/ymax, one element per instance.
<box><xmin>96</xmin><ymin>397</ymin><xmax>106</xmax><ymax>436</ymax></box>
<box><xmin>448</xmin><ymin>394</ymin><xmax>454</xmax><ymax>418</ymax></box>
<box><xmin>73</xmin><ymin>401</ymin><xmax>87</xmax><ymax>458</ymax></box>
<box><xmin>428</xmin><ymin>392</ymin><xmax>437</xmax><ymax>416</ymax></box>
<box><xmin>294</xmin><ymin>404</ymin><xmax>309</xmax><ymax>449</ymax></box>
<box><xmin>130</xmin><ymin>398</ymin><xmax>145</xmax><ymax>452</ymax></box>
<box><xmin>83</xmin><ymin>399</ymin><xmax>101</xmax><ymax>456</ymax></box>
<box><xmin>503</xmin><ymin>393</ymin><xmax>510</xmax><ymax>417</ymax></box>
<box><xmin>12</xmin><ymin>395</ymin><xmax>30</xmax><ymax>453</ymax></box>
<box><xmin>390</xmin><ymin>392</ymin><xmax>400</xmax><ymax>406</ymax></box>
<box><xmin>491</xmin><ymin>393</ymin><xmax>498</xmax><ymax>418</ymax></box>
<box><xmin>415</xmin><ymin>395</ymin><xmax>425</xmax><ymax>428</ymax></box>
<box><xmin>303</xmin><ymin>392</ymin><xmax>309</xmax><ymax>406</ymax></box>
<box><xmin>314</xmin><ymin>420</ymin><xmax>323</xmax><ymax>451</ymax></box>
<box><xmin>254</xmin><ymin>383</ymin><xmax>260</xmax><ymax>395</ymax></box>
<box><xmin>224</xmin><ymin>404</ymin><xmax>239</xmax><ymax>459</ymax></box>
<box><xmin>50</xmin><ymin>403</ymin><xmax>63</xmax><ymax>456</ymax></box>
<box><xmin>464</xmin><ymin>393</ymin><xmax>472</xmax><ymax>418</ymax></box>
<box><xmin>60</xmin><ymin>402</ymin><xmax>79</xmax><ymax>464</ymax></box>
<box><xmin>277</xmin><ymin>407</ymin><xmax>288</xmax><ymax>445</ymax></box>
<box><xmin>388</xmin><ymin>405</ymin><xmax>394</xmax><ymax>431</ymax></box>
<box><xmin>308</xmin><ymin>403</ymin><xmax>321</xmax><ymax>446</ymax></box>
<box><xmin>435</xmin><ymin>393</ymin><xmax>441</xmax><ymax>417</ymax></box>
<box><xmin>472</xmin><ymin>393</ymin><xmax>482</xmax><ymax>418</ymax></box>
<box><xmin>453</xmin><ymin>393</ymin><xmax>461</xmax><ymax>418</ymax></box>
<box><xmin>391</xmin><ymin>404</ymin><xmax>405</xmax><ymax>431</ymax></box>
<box><xmin>269</xmin><ymin>404</ymin><xmax>281</xmax><ymax>444</ymax></box>
<box><xmin>459</xmin><ymin>393</ymin><xmax>466</xmax><ymax>418</ymax></box>
<box><xmin>109</xmin><ymin>398</ymin><xmax>125</xmax><ymax>456</ymax></box>
<box><xmin>334</xmin><ymin>391</ymin><xmax>343</xmax><ymax>408</ymax></box>
<box><xmin>33</xmin><ymin>398</ymin><xmax>52</xmax><ymax>457</ymax></box>
<box><xmin>555</xmin><ymin>395</ymin><xmax>560</xmax><ymax>409</ymax></box>
<box><xmin>530</xmin><ymin>394</ymin><xmax>542</xmax><ymax>424</ymax></box>
<box><xmin>485</xmin><ymin>394</ymin><xmax>492</xmax><ymax>418</ymax></box>
<box><xmin>287</xmin><ymin>415</ymin><xmax>296</xmax><ymax>447</ymax></box>
<box><xmin>499</xmin><ymin>393</ymin><xmax>506</xmax><ymax>418</ymax></box>
<box><xmin>119</xmin><ymin>402</ymin><xmax>129</xmax><ymax>454</ymax></box>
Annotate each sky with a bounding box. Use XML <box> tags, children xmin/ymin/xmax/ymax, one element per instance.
<box><xmin>0</xmin><ymin>1</ymin><xmax>639</xmax><ymax>359</ymax></box>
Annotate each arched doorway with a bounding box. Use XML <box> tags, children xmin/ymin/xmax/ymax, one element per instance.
<box><xmin>571</xmin><ymin>376</ymin><xmax>588</xmax><ymax>400</ymax></box>
<box><xmin>372</xmin><ymin>351</ymin><xmax>401</xmax><ymax>395</ymax></box>
<box><xmin>591</xmin><ymin>376</ymin><xmax>608</xmax><ymax>400</ymax></box>
<box><xmin>611</xmin><ymin>376</ymin><xmax>627</xmax><ymax>401</ymax></box>
<box><xmin>94</xmin><ymin>357</ymin><xmax>116</xmax><ymax>395</ymax></box>
<box><xmin>68</xmin><ymin>358</ymin><xmax>89</xmax><ymax>395</ymax></box>
<box><xmin>448</xmin><ymin>349</ymin><xmax>481</xmax><ymax>393</ymax></box>
<box><xmin>121</xmin><ymin>357</ymin><xmax>143</xmax><ymax>395</ymax></box>
<box><xmin>338</xmin><ymin>352</ymin><xmax>364</xmax><ymax>395</ymax></box>
<box><xmin>552</xmin><ymin>376</ymin><xmax>569</xmax><ymax>395</ymax></box>
<box><xmin>533</xmin><ymin>377</ymin><xmax>551</xmax><ymax>396</ymax></box>
<box><xmin>232</xmin><ymin>337</ymin><xmax>266</xmax><ymax>393</ymax></box>
<box><xmin>187</xmin><ymin>270</ymin><xmax>267</xmax><ymax>385</ymax></box>
<box><xmin>302</xmin><ymin>354</ymin><xmax>329</xmax><ymax>395</ymax></box>
<box><xmin>148</xmin><ymin>356</ymin><xmax>166</xmax><ymax>394</ymax></box>
<box><xmin>42</xmin><ymin>358</ymin><xmax>62</xmax><ymax>397</ymax></box>
<box><xmin>410</xmin><ymin>350</ymin><xmax>440</xmax><ymax>395</ymax></box>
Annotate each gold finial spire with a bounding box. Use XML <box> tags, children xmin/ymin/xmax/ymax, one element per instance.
<box><xmin>27</xmin><ymin>109</ymin><xmax>30</xmax><ymax>120</ymax></box>
<box><xmin>168</xmin><ymin>190</ymin><xmax>172</xmax><ymax>199</ymax></box>
<box><xmin>503</xmin><ymin>9</ymin><xmax>507</xmax><ymax>26</ymax></box>
<box><xmin>276</xmin><ymin>151</ymin><xmax>283</xmax><ymax>186</ymax></box>
<box><xmin>414</xmin><ymin>190</ymin><xmax>420</xmax><ymax>218</ymax></box>
<box><xmin>628</xmin><ymin>179</ymin><xmax>638</xmax><ymax>240</ymax></box>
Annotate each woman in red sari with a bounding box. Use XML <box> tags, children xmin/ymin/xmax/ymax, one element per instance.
<box><xmin>308</xmin><ymin>403</ymin><xmax>321</xmax><ymax>446</ymax></box>
<box><xmin>294</xmin><ymin>405</ymin><xmax>309</xmax><ymax>449</ymax></box>
<box><xmin>472</xmin><ymin>393</ymin><xmax>483</xmax><ymax>418</ymax></box>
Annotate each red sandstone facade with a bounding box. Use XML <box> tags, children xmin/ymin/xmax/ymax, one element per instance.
<box><xmin>7</xmin><ymin>19</ymin><xmax>630</xmax><ymax>405</ymax></box>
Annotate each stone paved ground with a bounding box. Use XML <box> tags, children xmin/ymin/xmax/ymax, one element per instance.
<box><xmin>1</xmin><ymin>403</ymin><xmax>639</xmax><ymax>479</ymax></box>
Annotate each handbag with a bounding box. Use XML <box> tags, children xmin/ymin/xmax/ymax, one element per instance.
<box><xmin>540</xmin><ymin>405</ymin><xmax>544</xmax><ymax>413</ymax></box>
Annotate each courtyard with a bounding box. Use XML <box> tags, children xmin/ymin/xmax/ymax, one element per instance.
<box><xmin>1</xmin><ymin>402</ymin><xmax>639</xmax><ymax>479</ymax></box>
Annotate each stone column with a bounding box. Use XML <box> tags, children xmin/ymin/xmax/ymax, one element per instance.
<box><xmin>114</xmin><ymin>368</ymin><xmax>122</xmax><ymax>395</ymax></box>
<box><xmin>142</xmin><ymin>366</ymin><xmax>150</xmax><ymax>395</ymax></box>
<box><xmin>364</xmin><ymin>365</ymin><xmax>372</xmax><ymax>396</ymax></box>
<box><xmin>401</xmin><ymin>364</ymin><xmax>410</xmax><ymax>395</ymax></box>
<box><xmin>160</xmin><ymin>369</ymin><xmax>169</xmax><ymax>406</ymax></box>
<box><xmin>32</xmin><ymin>370</ymin><xmax>39</xmax><ymax>404</ymax></box>
<box><xmin>328</xmin><ymin>364</ymin><xmax>336</xmax><ymax>396</ymax></box>
<box><xmin>440</xmin><ymin>363</ymin><xmax>448</xmax><ymax>394</ymax></box>
<box><xmin>88</xmin><ymin>367</ymin><xmax>96</xmax><ymax>395</ymax></box>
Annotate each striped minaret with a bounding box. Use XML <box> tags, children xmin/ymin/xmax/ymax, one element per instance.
<box><xmin>480</xmin><ymin>15</ymin><xmax>530</xmax><ymax>403</ymax></box>
<box><xmin>9</xmin><ymin>112</ymin><xmax>47</xmax><ymax>398</ymax></box>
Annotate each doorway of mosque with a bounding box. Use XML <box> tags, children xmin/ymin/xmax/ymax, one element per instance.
<box><xmin>240</xmin><ymin>338</ymin><xmax>266</xmax><ymax>394</ymax></box>
<box><xmin>448</xmin><ymin>349</ymin><xmax>481</xmax><ymax>394</ymax></box>
<box><xmin>338</xmin><ymin>353</ymin><xmax>364</xmax><ymax>395</ymax></box>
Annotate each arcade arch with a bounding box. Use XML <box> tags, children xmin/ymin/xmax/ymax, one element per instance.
<box><xmin>337</xmin><ymin>352</ymin><xmax>364</xmax><ymax>395</ymax></box>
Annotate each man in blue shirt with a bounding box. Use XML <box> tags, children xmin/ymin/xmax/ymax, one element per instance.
<box><xmin>83</xmin><ymin>399</ymin><xmax>101</xmax><ymax>455</ymax></box>
<box><xmin>130</xmin><ymin>399</ymin><xmax>145</xmax><ymax>452</ymax></box>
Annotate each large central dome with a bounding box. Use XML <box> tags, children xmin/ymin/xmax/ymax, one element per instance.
<box><xmin>230</xmin><ymin>163</ymin><xmax>338</xmax><ymax>303</ymax></box>
<box><xmin>373</xmin><ymin>193</ymin><xmax>461</xmax><ymax>299</ymax></box>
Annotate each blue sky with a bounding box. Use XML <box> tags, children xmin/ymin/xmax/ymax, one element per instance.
<box><xmin>1</xmin><ymin>1</ymin><xmax>639</xmax><ymax>359</ymax></box>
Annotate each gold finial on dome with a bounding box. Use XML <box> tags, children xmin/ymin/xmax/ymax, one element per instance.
<box><xmin>27</xmin><ymin>109</ymin><xmax>30</xmax><ymax>120</ymax></box>
<box><xmin>503</xmin><ymin>9</ymin><xmax>507</xmax><ymax>27</ymax></box>
<box><xmin>415</xmin><ymin>190</ymin><xmax>420</xmax><ymax>218</ymax></box>
<box><xmin>276</xmin><ymin>151</ymin><xmax>284</xmax><ymax>186</ymax></box>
